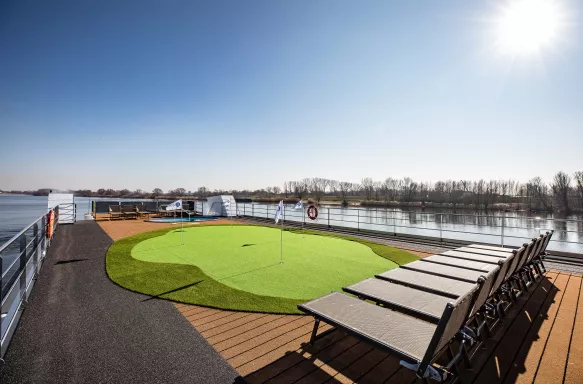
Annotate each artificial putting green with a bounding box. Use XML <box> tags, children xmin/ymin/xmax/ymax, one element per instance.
<box><xmin>106</xmin><ymin>224</ymin><xmax>418</xmax><ymax>314</ymax></box>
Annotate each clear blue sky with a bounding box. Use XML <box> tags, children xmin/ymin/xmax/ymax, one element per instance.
<box><xmin>1</xmin><ymin>0</ymin><xmax>582</xmax><ymax>192</ymax></box>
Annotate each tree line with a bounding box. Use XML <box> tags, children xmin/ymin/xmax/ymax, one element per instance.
<box><xmin>4</xmin><ymin>170</ymin><xmax>582</xmax><ymax>213</ymax></box>
<box><xmin>279</xmin><ymin>172</ymin><xmax>583</xmax><ymax>212</ymax></box>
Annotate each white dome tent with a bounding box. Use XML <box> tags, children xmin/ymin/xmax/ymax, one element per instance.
<box><xmin>205</xmin><ymin>195</ymin><xmax>237</xmax><ymax>217</ymax></box>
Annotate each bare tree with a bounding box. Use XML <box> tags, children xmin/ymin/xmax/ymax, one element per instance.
<box><xmin>401</xmin><ymin>177</ymin><xmax>418</xmax><ymax>202</ymax></box>
<box><xmin>328</xmin><ymin>180</ymin><xmax>339</xmax><ymax>197</ymax></box>
<box><xmin>574</xmin><ymin>171</ymin><xmax>583</xmax><ymax>209</ymax></box>
<box><xmin>552</xmin><ymin>171</ymin><xmax>571</xmax><ymax>211</ymax></box>
<box><xmin>339</xmin><ymin>181</ymin><xmax>352</xmax><ymax>203</ymax></box>
<box><xmin>527</xmin><ymin>177</ymin><xmax>551</xmax><ymax>211</ymax></box>
<box><xmin>309</xmin><ymin>177</ymin><xmax>329</xmax><ymax>203</ymax></box>
<box><xmin>197</xmin><ymin>186</ymin><xmax>208</xmax><ymax>198</ymax></box>
<box><xmin>361</xmin><ymin>178</ymin><xmax>374</xmax><ymax>200</ymax></box>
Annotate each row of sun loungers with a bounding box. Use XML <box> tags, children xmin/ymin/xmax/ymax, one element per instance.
<box><xmin>298</xmin><ymin>231</ymin><xmax>554</xmax><ymax>383</ymax></box>
<box><xmin>108</xmin><ymin>205</ymin><xmax>156</xmax><ymax>220</ymax></box>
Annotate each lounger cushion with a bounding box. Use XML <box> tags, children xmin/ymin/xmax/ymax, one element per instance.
<box><xmin>344</xmin><ymin>278</ymin><xmax>452</xmax><ymax>321</ymax></box>
<box><xmin>402</xmin><ymin>260</ymin><xmax>485</xmax><ymax>283</ymax></box>
<box><xmin>376</xmin><ymin>268</ymin><xmax>477</xmax><ymax>298</ymax></box>
<box><xmin>423</xmin><ymin>256</ymin><xmax>497</xmax><ymax>272</ymax></box>
<box><xmin>455</xmin><ymin>247</ymin><xmax>512</xmax><ymax>258</ymax></box>
<box><xmin>299</xmin><ymin>292</ymin><xmax>437</xmax><ymax>361</ymax></box>
<box><xmin>441</xmin><ymin>250</ymin><xmax>502</xmax><ymax>264</ymax></box>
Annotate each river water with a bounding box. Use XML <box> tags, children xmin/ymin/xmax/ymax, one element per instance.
<box><xmin>2</xmin><ymin>195</ymin><xmax>583</xmax><ymax>255</ymax></box>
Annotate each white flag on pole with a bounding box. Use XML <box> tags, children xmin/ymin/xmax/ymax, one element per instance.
<box><xmin>166</xmin><ymin>199</ymin><xmax>183</xmax><ymax>211</ymax></box>
<box><xmin>274</xmin><ymin>200</ymin><xmax>284</xmax><ymax>224</ymax></box>
<box><xmin>293</xmin><ymin>201</ymin><xmax>303</xmax><ymax>210</ymax></box>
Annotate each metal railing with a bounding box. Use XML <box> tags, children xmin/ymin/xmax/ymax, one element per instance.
<box><xmin>0</xmin><ymin>206</ymin><xmax>59</xmax><ymax>360</ymax></box>
<box><xmin>233</xmin><ymin>203</ymin><xmax>583</xmax><ymax>255</ymax></box>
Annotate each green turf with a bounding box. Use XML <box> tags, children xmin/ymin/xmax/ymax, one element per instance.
<box><xmin>106</xmin><ymin>224</ymin><xmax>418</xmax><ymax>314</ymax></box>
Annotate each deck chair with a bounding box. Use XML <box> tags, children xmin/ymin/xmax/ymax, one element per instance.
<box><xmin>533</xmin><ymin>231</ymin><xmax>553</xmax><ymax>273</ymax></box>
<box><xmin>422</xmin><ymin>255</ymin><xmax>498</xmax><ymax>273</ymax></box>
<box><xmin>474</xmin><ymin>247</ymin><xmax>522</xmax><ymax>323</ymax></box>
<box><xmin>467</xmin><ymin>243</ymin><xmax>514</xmax><ymax>252</ymax></box>
<box><xmin>519</xmin><ymin>234</ymin><xmax>548</xmax><ymax>285</ymax></box>
<box><xmin>121</xmin><ymin>205</ymin><xmax>138</xmax><ymax>219</ymax></box>
<box><xmin>299</xmin><ymin>289</ymin><xmax>475</xmax><ymax>382</ymax></box>
<box><xmin>454</xmin><ymin>247</ymin><xmax>512</xmax><ymax>258</ymax></box>
<box><xmin>501</xmin><ymin>240</ymin><xmax>537</xmax><ymax>297</ymax></box>
<box><xmin>375</xmin><ymin>268</ymin><xmax>477</xmax><ymax>298</ymax></box>
<box><xmin>108</xmin><ymin>205</ymin><xmax>122</xmax><ymax>220</ymax></box>
<box><xmin>401</xmin><ymin>261</ymin><xmax>486</xmax><ymax>283</ymax></box>
<box><xmin>440</xmin><ymin>250</ymin><xmax>503</xmax><ymax>265</ymax></box>
<box><xmin>134</xmin><ymin>205</ymin><xmax>152</xmax><ymax>219</ymax></box>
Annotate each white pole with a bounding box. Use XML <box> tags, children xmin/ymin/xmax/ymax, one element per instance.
<box><xmin>302</xmin><ymin>205</ymin><xmax>305</xmax><ymax>238</ymax></box>
<box><xmin>181</xmin><ymin>212</ymin><xmax>184</xmax><ymax>246</ymax></box>
<box><xmin>280</xmin><ymin>205</ymin><xmax>284</xmax><ymax>264</ymax></box>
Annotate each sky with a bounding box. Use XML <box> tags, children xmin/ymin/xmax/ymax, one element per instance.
<box><xmin>1</xmin><ymin>0</ymin><xmax>582</xmax><ymax>192</ymax></box>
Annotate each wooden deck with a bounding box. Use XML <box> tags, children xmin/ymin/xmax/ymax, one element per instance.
<box><xmin>176</xmin><ymin>271</ymin><xmax>583</xmax><ymax>384</ymax></box>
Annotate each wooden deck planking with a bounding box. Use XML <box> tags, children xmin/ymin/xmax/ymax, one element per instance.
<box><xmin>357</xmin><ymin>355</ymin><xmax>402</xmax><ymax>384</ymax></box>
<box><xmin>293</xmin><ymin>342</ymin><xmax>376</xmax><ymax>384</ymax></box>
<box><xmin>204</xmin><ymin>313</ymin><xmax>281</xmax><ymax>342</ymax></box>
<box><xmin>532</xmin><ymin>274</ymin><xmax>581</xmax><ymax>384</ymax></box>
<box><xmin>217</xmin><ymin>316</ymin><xmax>309</xmax><ymax>355</ymax></box>
<box><xmin>172</xmin><ymin>270</ymin><xmax>583</xmax><ymax>384</ymax></box>
<box><xmin>324</xmin><ymin>348</ymin><xmax>390</xmax><ymax>384</ymax></box>
<box><xmin>236</xmin><ymin>326</ymin><xmax>333</xmax><ymax>377</ymax></box>
<box><xmin>244</xmin><ymin>331</ymin><xmax>348</xmax><ymax>384</ymax></box>
<box><xmin>564</xmin><ymin>273</ymin><xmax>583</xmax><ymax>384</ymax></box>
<box><xmin>258</xmin><ymin>334</ymin><xmax>360</xmax><ymax>384</ymax></box>
<box><xmin>228</xmin><ymin>320</ymin><xmax>319</xmax><ymax>368</ymax></box>
<box><xmin>507</xmin><ymin>273</ymin><xmax>569</xmax><ymax>384</ymax></box>
<box><xmin>470</xmin><ymin>272</ymin><xmax>558</xmax><ymax>384</ymax></box>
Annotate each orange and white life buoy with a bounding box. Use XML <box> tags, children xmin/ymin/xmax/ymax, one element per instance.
<box><xmin>307</xmin><ymin>205</ymin><xmax>318</xmax><ymax>220</ymax></box>
<box><xmin>46</xmin><ymin>210</ymin><xmax>55</xmax><ymax>239</ymax></box>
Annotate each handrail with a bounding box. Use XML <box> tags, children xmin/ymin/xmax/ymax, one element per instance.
<box><xmin>0</xmin><ymin>208</ymin><xmax>54</xmax><ymax>254</ymax></box>
<box><xmin>1</xmin><ymin>205</ymin><xmax>60</xmax><ymax>360</ymax></box>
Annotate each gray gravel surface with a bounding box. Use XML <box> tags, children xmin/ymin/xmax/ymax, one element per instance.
<box><xmin>0</xmin><ymin>221</ymin><xmax>240</xmax><ymax>384</ymax></box>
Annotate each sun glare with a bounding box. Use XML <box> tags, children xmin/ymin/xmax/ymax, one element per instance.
<box><xmin>493</xmin><ymin>0</ymin><xmax>566</xmax><ymax>57</ymax></box>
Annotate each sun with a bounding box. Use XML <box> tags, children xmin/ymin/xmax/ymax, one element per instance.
<box><xmin>493</xmin><ymin>0</ymin><xmax>567</xmax><ymax>57</ymax></box>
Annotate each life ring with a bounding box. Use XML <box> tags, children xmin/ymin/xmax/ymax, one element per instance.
<box><xmin>307</xmin><ymin>205</ymin><xmax>318</xmax><ymax>220</ymax></box>
<box><xmin>46</xmin><ymin>210</ymin><xmax>55</xmax><ymax>239</ymax></box>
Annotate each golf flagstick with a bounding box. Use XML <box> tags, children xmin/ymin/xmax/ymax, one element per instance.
<box><xmin>302</xmin><ymin>206</ymin><xmax>305</xmax><ymax>238</ymax></box>
<box><xmin>280</xmin><ymin>205</ymin><xmax>284</xmax><ymax>264</ymax></box>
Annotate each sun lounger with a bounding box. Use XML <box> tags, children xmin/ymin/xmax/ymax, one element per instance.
<box><xmin>401</xmin><ymin>260</ymin><xmax>486</xmax><ymax>283</ymax></box>
<box><xmin>299</xmin><ymin>290</ymin><xmax>475</xmax><ymax>381</ymax></box>
<box><xmin>440</xmin><ymin>250</ymin><xmax>503</xmax><ymax>264</ymax></box>
<box><xmin>343</xmin><ymin>278</ymin><xmax>454</xmax><ymax>322</ymax></box>
<box><xmin>134</xmin><ymin>205</ymin><xmax>153</xmax><ymax>218</ymax></box>
<box><xmin>467</xmin><ymin>244</ymin><xmax>514</xmax><ymax>252</ymax></box>
<box><xmin>455</xmin><ymin>247</ymin><xmax>512</xmax><ymax>258</ymax></box>
<box><xmin>375</xmin><ymin>268</ymin><xmax>476</xmax><ymax>298</ymax></box>
<box><xmin>121</xmin><ymin>205</ymin><xmax>138</xmax><ymax>219</ymax></box>
<box><xmin>422</xmin><ymin>255</ymin><xmax>498</xmax><ymax>273</ymax></box>
<box><xmin>108</xmin><ymin>205</ymin><xmax>122</xmax><ymax>220</ymax></box>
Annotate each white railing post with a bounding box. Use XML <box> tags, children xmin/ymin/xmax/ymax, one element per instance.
<box><xmin>357</xmin><ymin>210</ymin><xmax>360</xmax><ymax>232</ymax></box>
<box><xmin>327</xmin><ymin>208</ymin><xmax>330</xmax><ymax>228</ymax></box>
